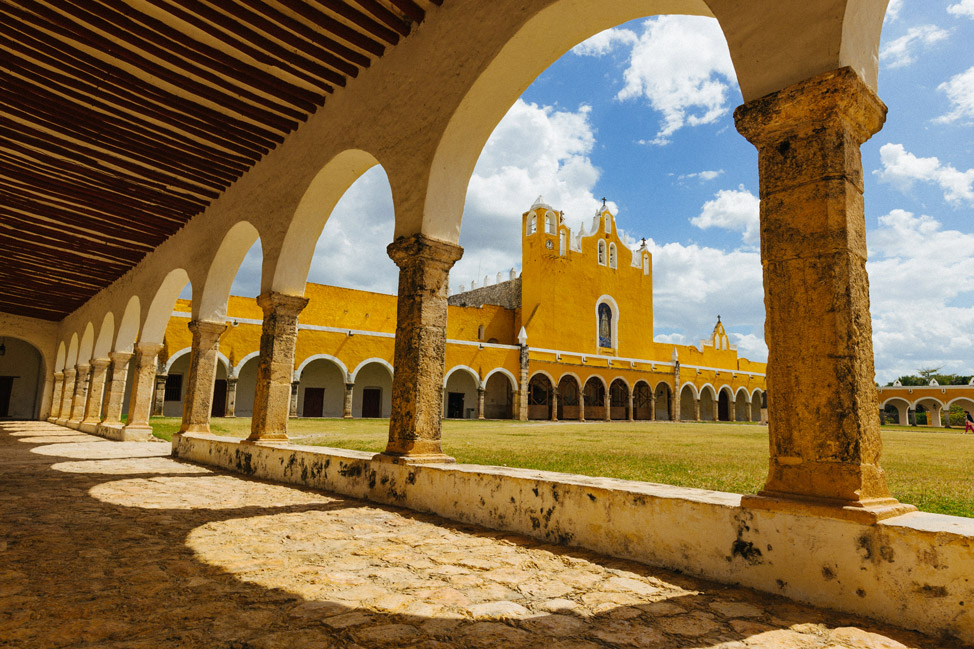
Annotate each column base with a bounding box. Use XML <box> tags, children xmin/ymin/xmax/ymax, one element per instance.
<box><xmin>372</xmin><ymin>452</ymin><xmax>456</xmax><ymax>465</ymax></box>
<box><xmin>108</xmin><ymin>424</ymin><xmax>155</xmax><ymax>442</ymax></box>
<box><xmin>741</xmin><ymin>491</ymin><xmax>917</xmax><ymax>524</ymax></box>
<box><xmin>241</xmin><ymin>433</ymin><xmax>289</xmax><ymax>445</ymax></box>
<box><xmin>65</xmin><ymin>420</ymin><xmax>82</xmax><ymax>430</ymax></box>
<box><xmin>178</xmin><ymin>424</ymin><xmax>211</xmax><ymax>435</ymax></box>
<box><xmin>79</xmin><ymin>421</ymin><xmax>100</xmax><ymax>434</ymax></box>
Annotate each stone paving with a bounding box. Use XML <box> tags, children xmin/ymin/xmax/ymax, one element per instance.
<box><xmin>0</xmin><ymin>421</ymin><xmax>964</xmax><ymax>649</ymax></box>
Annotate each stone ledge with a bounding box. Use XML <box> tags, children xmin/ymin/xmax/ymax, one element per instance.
<box><xmin>172</xmin><ymin>432</ymin><xmax>974</xmax><ymax>644</ymax></box>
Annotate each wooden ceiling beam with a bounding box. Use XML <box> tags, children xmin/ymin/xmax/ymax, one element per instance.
<box><xmin>275</xmin><ymin>0</ymin><xmax>386</xmax><ymax>56</ymax></box>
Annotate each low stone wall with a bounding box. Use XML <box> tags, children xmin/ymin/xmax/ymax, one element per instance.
<box><xmin>172</xmin><ymin>432</ymin><xmax>974</xmax><ymax>643</ymax></box>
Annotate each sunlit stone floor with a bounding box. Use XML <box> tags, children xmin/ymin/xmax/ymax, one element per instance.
<box><xmin>0</xmin><ymin>421</ymin><xmax>963</xmax><ymax>648</ymax></box>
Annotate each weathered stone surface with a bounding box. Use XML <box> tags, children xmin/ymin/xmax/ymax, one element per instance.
<box><xmin>381</xmin><ymin>234</ymin><xmax>463</xmax><ymax>461</ymax></box>
<box><xmin>249</xmin><ymin>292</ymin><xmax>309</xmax><ymax>442</ymax></box>
<box><xmin>0</xmin><ymin>422</ymin><xmax>960</xmax><ymax>649</ymax></box>
<box><xmin>122</xmin><ymin>343</ymin><xmax>163</xmax><ymax>440</ymax></box>
<box><xmin>179</xmin><ymin>320</ymin><xmax>228</xmax><ymax>435</ymax></box>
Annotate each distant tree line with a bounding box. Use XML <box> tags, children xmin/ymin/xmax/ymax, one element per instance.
<box><xmin>884</xmin><ymin>366</ymin><xmax>972</xmax><ymax>387</ymax></box>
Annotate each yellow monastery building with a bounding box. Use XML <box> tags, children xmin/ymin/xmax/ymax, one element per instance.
<box><xmin>154</xmin><ymin>200</ymin><xmax>767</xmax><ymax>423</ymax></box>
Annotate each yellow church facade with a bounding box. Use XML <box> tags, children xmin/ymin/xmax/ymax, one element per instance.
<box><xmin>156</xmin><ymin>200</ymin><xmax>766</xmax><ymax>423</ymax></box>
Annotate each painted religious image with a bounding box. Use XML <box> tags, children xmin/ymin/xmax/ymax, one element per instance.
<box><xmin>598</xmin><ymin>303</ymin><xmax>612</xmax><ymax>348</ymax></box>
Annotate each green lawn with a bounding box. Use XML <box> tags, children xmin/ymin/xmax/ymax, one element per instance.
<box><xmin>150</xmin><ymin>417</ymin><xmax>974</xmax><ymax>518</ymax></box>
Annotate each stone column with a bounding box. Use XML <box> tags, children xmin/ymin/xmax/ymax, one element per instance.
<box><xmin>57</xmin><ymin>368</ymin><xmax>76</xmax><ymax>425</ymax></box>
<box><xmin>48</xmin><ymin>372</ymin><xmax>64</xmax><ymax>422</ymax></box>
<box><xmin>929</xmin><ymin>407</ymin><xmax>942</xmax><ymax>428</ymax></box>
<box><xmin>80</xmin><ymin>359</ymin><xmax>110</xmax><ymax>432</ymax></box>
<box><xmin>517</xmin><ymin>343</ymin><xmax>529</xmax><ymax>422</ymax></box>
<box><xmin>478</xmin><ymin>387</ymin><xmax>487</xmax><ymax>420</ymax></box>
<box><xmin>735</xmin><ymin>67</ymin><xmax>914</xmax><ymax>522</ymax></box>
<box><xmin>225</xmin><ymin>378</ymin><xmax>238</xmax><ymax>417</ymax></box>
<box><xmin>378</xmin><ymin>234</ymin><xmax>462</xmax><ymax>462</ymax></box>
<box><xmin>603</xmin><ymin>391</ymin><xmax>610</xmax><ymax>422</ymax></box>
<box><xmin>177</xmin><ymin>320</ymin><xmax>228</xmax><ymax>435</ymax></box>
<box><xmin>627</xmin><ymin>392</ymin><xmax>634</xmax><ymax>422</ymax></box>
<box><xmin>153</xmin><ymin>373</ymin><xmax>167</xmax><ymax>416</ymax></box>
<box><xmin>290</xmin><ymin>381</ymin><xmax>300</xmax><ymax>417</ymax></box>
<box><xmin>67</xmin><ymin>364</ymin><xmax>90</xmax><ymax>427</ymax></box>
<box><xmin>122</xmin><ymin>343</ymin><xmax>163</xmax><ymax>440</ymax></box>
<box><xmin>908</xmin><ymin>409</ymin><xmax>917</xmax><ymax>427</ymax></box>
<box><xmin>694</xmin><ymin>397</ymin><xmax>701</xmax><ymax>422</ymax></box>
<box><xmin>648</xmin><ymin>387</ymin><xmax>655</xmax><ymax>421</ymax></box>
<box><xmin>99</xmin><ymin>352</ymin><xmax>132</xmax><ymax>430</ymax></box>
<box><xmin>578</xmin><ymin>392</ymin><xmax>585</xmax><ymax>422</ymax></box>
<box><xmin>246</xmin><ymin>292</ymin><xmax>308</xmax><ymax>443</ymax></box>
<box><xmin>343</xmin><ymin>382</ymin><xmax>355</xmax><ymax>419</ymax></box>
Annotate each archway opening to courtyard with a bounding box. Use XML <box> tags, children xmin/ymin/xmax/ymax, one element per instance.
<box><xmin>296</xmin><ymin>358</ymin><xmax>346</xmax><ymax>418</ymax></box>
<box><xmin>163</xmin><ymin>351</ymin><xmax>230</xmax><ymax>418</ymax></box>
<box><xmin>699</xmin><ymin>386</ymin><xmax>715</xmax><ymax>421</ymax></box>
<box><xmin>717</xmin><ymin>388</ymin><xmax>732</xmax><ymax>422</ymax></box>
<box><xmin>483</xmin><ymin>371</ymin><xmax>515</xmax><ymax>420</ymax></box>
<box><xmin>633</xmin><ymin>381</ymin><xmax>652</xmax><ymax>420</ymax></box>
<box><xmin>609</xmin><ymin>379</ymin><xmax>629</xmax><ymax>420</ymax></box>
<box><xmin>654</xmin><ymin>383</ymin><xmax>671</xmax><ymax>421</ymax></box>
<box><xmin>528</xmin><ymin>374</ymin><xmax>553</xmax><ymax>420</ymax></box>
<box><xmin>679</xmin><ymin>384</ymin><xmax>696</xmax><ymax>422</ymax></box>
<box><xmin>735</xmin><ymin>389</ymin><xmax>749</xmax><ymax>422</ymax></box>
<box><xmin>353</xmin><ymin>361</ymin><xmax>394</xmax><ymax>418</ymax></box>
<box><xmin>750</xmin><ymin>389</ymin><xmax>763</xmax><ymax>422</ymax></box>
<box><xmin>444</xmin><ymin>367</ymin><xmax>479</xmax><ymax>420</ymax></box>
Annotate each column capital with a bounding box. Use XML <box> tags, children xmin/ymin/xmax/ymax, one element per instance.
<box><xmin>75</xmin><ymin>363</ymin><xmax>91</xmax><ymax>372</ymax></box>
<box><xmin>187</xmin><ymin>319</ymin><xmax>228</xmax><ymax>339</ymax></box>
<box><xmin>54</xmin><ymin>371</ymin><xmax>64</xmax><ymax>379</ymax></box>
<box><xmin>134</xmin><ymin>342</ymin><xmax>165</xmax><ymax>356</ymax></box>
<box><xmin>386</xmin><ymin>233</ymin><xmax>463</xmax><ymax>271</ymax></box>
<box><xmin>63</xmin><ymin>367</ymin><xmax>76</xmax><ymax>377</ymax></box>
<box><xmin>734</xmin><ymin>67</ymin><xmax>886</xmax><ymax>149</ymax></box>
<box><xmin>109</xmin><ymin>351</ymin><xmax>133</xmax><ymax>364</ymax></box>
<box><xmin>90</xmin><ymin>358</ymin><xmax>111</xmax><ymax>370</ymax></box>
<box><xmin>257</xmin><ymin>291</ymin><xmax>310</xmax><ymax>318</ymax></box>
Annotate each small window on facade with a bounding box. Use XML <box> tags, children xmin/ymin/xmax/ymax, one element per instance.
<box><xmin>477</xmin><ymin>325</ymin><xmax>484</xmax><ymax>341</ymax></box>
<box><xmin>164</xmin><ymin>374</ymin><xmax>182</xmax><ymax>401</ymax></box>
<box><xmin>559</xmin><ymin>231</ymin><xmax>566</xmax><ymax>256</ymax></box>
<box><xmin>598</xmin><ymin>240</ymin><xmax>606</xmax><ymax>265</ymax></box>
<box><xmin>604</xmin><ymin>215</ymin><xmax>611</xmax><ymax>233</ymax></box>
<box><xmin>544</xmin><ymin>213</ymin><xmax>556</xmax><ymax>235</ymax></box>
<box><xmin>527</xmin><ymin>215</ymin><xmax>537</xmax><ymax>235</ymax></box>
<box><xmin>608</xmin><ymin>243</ymin><xmax>617</xmax><ymax>269</ymax></box>
<box><xmin>598</xmin><ymin>303</ymin><xmax>612</xmax><ymax>348</ymax></box>
<box><xmin>642</xmin><ymin>253</ymin><xmax>649</xmax><ymax>275</ymax></box>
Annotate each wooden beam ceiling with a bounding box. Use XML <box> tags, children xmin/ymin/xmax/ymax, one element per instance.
<box><xmin>0</xmin><ymin>0</ymin><xmax>442</xmax><ymax>321</ymax></box>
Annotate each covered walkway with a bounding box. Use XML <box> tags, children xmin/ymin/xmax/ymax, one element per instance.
<box><xmin>0</xmin><ymin>421</ymin><xmax>957</xmax><ymax>649</ymax></box>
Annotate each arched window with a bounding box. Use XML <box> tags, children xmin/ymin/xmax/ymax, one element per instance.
<box><xmin>544</xmin><ymin>212</ymin><xmax>556</xmax><ymax>234</ymax></box>
<box><xmin>604</xmin><ymin>215</ymin><xmax>611</xmax><ymax>233</ymax></box>
<box><xmin>598</xmin><ymin>240</ymin><xmax>606</xmax><ymax>265</ymax></box>
<box><xmin>608</xmin><ymin>243</ymin><xmax>617</xmax><ymax>269</ymax></box>
<box><xmin>642</xmin><ymin>253</ymin><xmax>649</xmax><ymax>275</ymax></box>
<box><xmin>477</xmin><ymin>325</ymin><xmax>484</xmax><ymax>341</ymax></box>
<box><xmin>559</xmin><ymin>231</ymin><xmax>566</xmax><ymax>256</ymax></box>
<box><xmin>527</xmin><ymin>215</ymin><xmax>537</xmax><ymax>235</ymax></box>
<box><xmin>598</xmin><ymin>303</ymin><xmax>612</xmax><ymax>348</ymax></box>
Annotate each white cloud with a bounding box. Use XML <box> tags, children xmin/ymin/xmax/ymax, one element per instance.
<box><xmin>647</xmin><ymin>238</ymin><xmax>765</xmax><ymax>360</ymax></box>
<box><xmin>576</xmin><ymin>16</ymin><xmax>736</xmax><ymax>146</ymax></box>
<box><xmin>690</xmin><ymin>185</ymin><xmax>760</xmax><ymax>245</ymax></box>
<box><xmin>874</xmin><ymin>143</ymin><xmax>974</xmax><ymax>204</ymax></box>
<box><xmin>880</xmin><ymin>25</ymin><xmax>949</xmax><ymax>68</ymax></box>
<box><xmin>936</xmin><ymin>66</ymin><xmax>974</xmax><ymax>125</ymax></box>
<box><xmin>571</xmin><ymin>27</ymin><xmax>637</xmax><ymax>56</ymax></box>
<box><xmin>948</xmin><ymin>0</ymin><xmax>974</xmax><ymax>18</ymax></box>
<box><xmin>867</xmin><ymin>209</ymin><xmax>974</xmax><ymax>382</ymax></box>
<box><xmin>678</xmin><ymin>169</ymin><xmax>724</xmax><ymax>182</ymax></box>
<box><xmin>455</xmin><ymin>99</ymin><xmax>610</xmax><ymax>287</ymax></box>
<box><xmin>884</xmin><ymin>0</ymin><xmax>903</xmax><ymax>23</ymax></box>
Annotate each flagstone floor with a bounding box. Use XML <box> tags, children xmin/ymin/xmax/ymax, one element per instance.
<box><xmin>0</xmin><ymin>421</ymin><xmax>963</xmax><ymax>648</ymax></box>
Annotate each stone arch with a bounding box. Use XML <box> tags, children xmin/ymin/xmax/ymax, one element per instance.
<box><xmin>55</xmin><ymin>342</ymin><xmax>66</xmax><ymax>372</ymax></box>
<box><xmin>296</xmin><ymin>354</ymin><xmax>349</xmax><ymax>382</ymax></box>
<box><xmin>717</xmin><ymin>385</ymin><xmax>734</xmax><ymax>421</ymax></box>
<box><xmin>115</xmin><ymin>296</ymin><xmax>141</xmax><ymax>353</ymax></box>
<box><xmin>232</xmin><ymin>351</ymin><xmax>261</xmax><ymax>379</ymax></box>
<box><xmin>296</xmin><ymin>356</ymin><xmax>347</xmax><ymax>417</ymax></box>
<box><xmin>484</xmin><ymin>367</ymin><xmax>518</xmax><ymax>393</ymax></box>
<box><xmin>443</xmin><ymin>365</ymin><xmax>481</xmax><ymax>389</ymax></box>
<box><xmin>632</xmin><ymin>380</ymin><xmax>652</xmax><ymax>420</ymax></box>
<box><xmin>881</xmin><ymin>396</ymin><xmax>911</xmax><ymax>426</ymax></box>
<box><xmin>527</xmin><ymin>372</ymin><xmax>555</xmax><ymax>420</ymax></box>
<box><xmin>230</xmin><ymin>352</ymin><xmax>262</xmax><ymax>417</ymax></box>
<box><xmin>557</xmin><ymin>373</ymin><xmax>582</xmax><ymax>420</ymax></box>
<box><xmin>609</xmin><ymin>377</ymin><xmax>629</xmax><ymax>420</ymax></box>
<box><xmin>78</xmin><ymin>322</ymin><xmax>95</xmax><ymax>366</ymax></box>
<box><xmin>142</xmin><ymin>269</ymin><xmax>191</xmax><ymax>344</ymax></box>
<box><xmin>734</xmin><ymin>386</ymin><xmax>750</xmax><ymax>422</ymax></box>
<box><xmin>197</xmin><ymin>221</ymin><xmax>261</xmax><ymax>322</ymax></box>
<box><xmin>750</xmin><ymin>388</ymin><xmax>764</xmax><ymax>422</ymax></box>
<box><xmin>483</xmin><ymin>370</ymin><xmax>515</xmax><ymax>419</ymax></box>
<box><xmin>914</xmin><ymin>396</ymin><xmax>946</xmax><ymax>427</ymax></box>
<box><xmin>66</xmin><ymin>333</ymin><xmax>79</xmax><ymax>368</ymax></box>
<box><xmin>165</xmin><ymin>347</ymin><xmax>230</xmax><ymax>377</ymax></box>
<box><xmin>93</xmin><ymin>312</ymin><xmax>115</xmax><ymax>360</ymax></box>
<box><xmin>598</xmin><ymin>239</ymin><xmax>607</xmax><ymax>265</ymax></box>
<box><xmin>270</xmin><ymin>149</ymin><xmax>381</xmax><ymax>295</ymax></box>
<box><xmin>680</xmin><ymin>383</ymin><xmax>697</xmax><ymax>421</ymax></box>
<box><xmin>654</xmin><ymin>381</ymin><xmax>672</xmax><ymax>421</ymax></box>
<box><xmin>445</xmin><ymin>365</ymin><xmax>481</xmax><ymax>419</ymax></box>
<box><xmin>608</xmin><ymin>242</ymin><xmax>617</xmax><ymax>269</ymax></box>
<box><xmin>698</xmin><ymin>383</ymin><xmax>717</xmax><ymax>421</ymax></box>
<box><xmin>351</xmin><ymin>360</ymin><xmax>394</xmax><ymax>418</ymax></box>
<box><xmin>0</xmin><ymin>337</ymin><xmax>45</xmax><ymax>419</ymax></box>
<box><xmin>583</xmin><ymin>375</ymin><xmax>607</xmax><ymax>419</ymax></box>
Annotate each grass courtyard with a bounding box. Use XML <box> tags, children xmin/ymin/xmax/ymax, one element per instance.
<box><xmin>149</xmin><ymin>417</ymin><xmax>974</xmax><ymax>518</ymax></box>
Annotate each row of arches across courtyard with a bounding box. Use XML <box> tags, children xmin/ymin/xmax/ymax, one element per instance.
<box><xmin>525</xmin><ymin>374</ymin><xmax>764</xmax><ymax>423</ymax></box>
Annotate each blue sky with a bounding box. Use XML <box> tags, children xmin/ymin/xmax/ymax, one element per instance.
<box><xmin>230</xmin><ymin>1</ymin><xmax>974</xmax><ymax>383</ymax></box>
